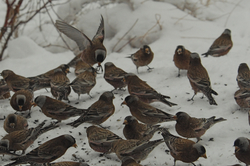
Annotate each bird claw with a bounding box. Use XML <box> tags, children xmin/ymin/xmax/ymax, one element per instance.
<box><xmin>96</xmin><ymin>65</ymin><xmax>103</xmax><ymax>74</ymax></box>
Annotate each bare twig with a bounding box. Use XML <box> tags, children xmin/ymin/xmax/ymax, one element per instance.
<box><xmin>116</xmin><ymin>36</ymin><xmax>136</xmax><ymax>52</ymax></box>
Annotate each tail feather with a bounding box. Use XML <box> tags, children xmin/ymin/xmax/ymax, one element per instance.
<box><xmin>160</xmin><ymin>98</ymin><xmax>177</xmax><ymax>107</ymax></box>
<box><xmin>5</xmin><ymin>156</ymin><xmax>27</xmax><ymax>166</ymax></box>
<box><xmin>202</xmin><ymin>52</ymin><xmax>209</xmax><ymax>57</ymax></box>
<box><xmin>203</xmin><ymin>117</ymin><xmax>226</xmax><ymax>130</ymax></box>
<box><xmin>203</xmin><ymin>88</ymin><xmax>218</xmax><ymax>105</ymax></box>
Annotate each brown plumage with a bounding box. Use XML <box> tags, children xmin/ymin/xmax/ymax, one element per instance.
<box><xmin>67</xmin><ymin>91</ymin><xmax>115</xmax><ymax>127</ymax></box>
<box><xmin>44</xmin><ymin>161</ymin><xmax>89</xmax><ymax>166</ymax></box>
<box><xmin>5</xmin><ymin>134</ymin><xmax>77</xmax><ymax>166</ymax></box>
<box><xmin>237</xmin><ymin>63</ymin><xmax>250</xmax><ymax>90</ymax></box>
<box><xmin>34</xmin><ymin>95</ymin><xmax>88</xmax><ymax>122</ymax></box>
<box><xmin>0</xmin><ymin>79</ymin><xmax>10</xmax><ymax>99</ymax></box>
<box><xmin>0</xmin><ymin>140</ymin><xmax>20</xmax><ymax>156</ymax></box>
<box><xmin>202</xmin><ymin>29</ymin><xmax>233</xmax><ymax>57</ymax></box>
<box><xmin>50</xmin><ymin>68</ymin><xmax>71</xmax><ymax>102</ymax></box>
<box><xmin>234</xmin><ymin>137</ymin><xmax>250</xmax><ymax>166</ymax></box>
<box><xmin>104</xmin><ymin>62</ymin><xmax>128</xmax><ymax>90</ymax></box>
<box><xmin>234</xmin><ymin>89</ymin><xmax>250</xmax><ymax>108</ymax></box>
<box><xmin>124</xmin><ymin>73</ymin><xmax>177</xmax><ymax>107</ymax></box>
<box><xmin>121</xmin><ymin>95</ymin><xmax>175</xmax><ymax>125</ymax></box>
<box><xmin>174</xmin><ymin>112</ymin><xmax>226</xmax><ymax>142</ymax></box>
<box><xmin>69</xmin><ymin>67</ymin><xmax>96</xmax><ymax>99</ymax></box>
<box><xmin>121</xmin><ymin>157</ymin><xmax>142</xmax><ymax>166</ymax></box>
<box><xmin>123</xmin><ymin>115</ymin><xmax>161</xmax><ymax>140</ymax></box>
<box><xmin>173</xmin><ymin>45</ymin><xmax>191</xmax><ymax>77</ymax></box>
<box><xmin>187</xmin><ymin>53</ymin><xmax>218</xmax><ymax>105</ymax></box>
<box><xmin>75</xmin><ymin>59</ymin><xmax>91</xmax><ymax>76</ymax></box>
<box><xmin>4</xmin><ymin>114</ymin><xmax>28</xmax><ymax>133</ymax></box>
<box><xmin>86</xmin><ymin>125</ymin><xmax>122</xmax><ymax>153</ymax></box>
<box><xmin>56</xmin><ymin>16</ymin><xmax>106</xmax><ymax>72</ymax></box>
<box><xmin>10</xmin><ymin>89</ymin><xmax>34</xmax><ymax>112</ymax></box>
<box><xmin>161</xmin><ymin>128</ymin><xmax>207</xmax><ymax>166</ymax></box>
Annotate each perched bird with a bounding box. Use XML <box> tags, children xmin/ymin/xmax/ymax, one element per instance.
<box><xmin>67</xmin><ymin>91</ymin><xmax>115</xmax><ymax>127</ymax></box>
<box><xmin>234</xmin><ymin>137</ymin><xmax>250</xmax><ymax>166</ymax></box>
<box><xmin>202</xmin><ymin>29</ymin><xmax>233</xmax><ymax>57</ymax></box>
<box><xmin>123</xmin><ymin>115</ymin><xmax>161</xmax><ymax>140</ymax></box>
<box><xmin>0</xmin><ymin>79</ymin><xmax>10</xmax><ymax>99</ymax></box>
<box><xmin>75</xmin><ymin>59</ymin><xmax>92</xmax><ymax>76</ymax></box>
<box><xmin>161</xmin><ymin>128</ymin><xmax>207</xmax><ymax>166</ymax></box>
<box><xmin>69</xmin><ymin>67</ymin><xmax>96</xmax><ymax>99</ymax></box>
<box><xmin>40</xmin><ymin>161</ymin><xmax>89</xmax><ymax>166</ymax></box>
<box><xmin>86</xmin><ymin>125</ymin><xmax>122</xmax><ymax>153</ymax></box>
<box><xmin>187</xmin><ymin>53</ymin><xmax>218</xmax><ymax>105</ymax></box>
<box><xmin>33</xmin><ymin>95</ymin><xmax>88</xmax><ymax>122</ymax></box>
<box><xmin>127</xmin><ymin>45</ymin><xmax>154</xmax><ymax>73</ymax></box>
<box><xmin>173</xmin><ymin>45</ymin><xmax>191</xmax><ymax>77</ymax></box>
<box><xmin>50</xmin><ymin>68</ymin><xmax>71</xmax><ymax>102</ymax></box>
<box><xmin>234</xmin><ymin>89</ymin><xmax>250</xmax><ymax>108</ymax></box>
<box><xmin>55</xmin><ymin>16</ymin><xmax>106</xmax><ymax>72</ymax></box>
<box><xmin>104</xmin><ymin>62</ymin><xmax>128</xmax><ymax>91</ymax></box>
<box><xmin>236</xmin><ymin>63</ymin><xmax>250</xmax><ymax>90</ymax></box>
<box><xmin>174</xmin><ymin>112</ymin><xmax>226</xmax><ymax>142</ymax></box>
<box><xmin>5</xmin><ymin>134</ymin><xmax>77</xmax><ymax>166</ymax></box>
<box><xmin>4</xmin><ymin>114</ymin><xmax>28</xmax><ymax>133</ymax></box>
<box><xmin>121</xmin><ymin>95</ymin><xmax>175</xmax><ymax>125</ymax></box>
<box><xmin>121</xmin><ymin>157</ymin><xmax>142</xmax><ymax>166</ymax></box>
<box><xmin>124</xmin><ymin>73</ymin><xmax>177</xmax><ymax>107</ymax></box>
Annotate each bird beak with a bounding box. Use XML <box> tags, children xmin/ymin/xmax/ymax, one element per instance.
<box><xmin>145</xmin><ymin>48</ymin><xmax>150</xmax><ymax>54</ymax></box>
<box><xmin>201</xmin><ymin>153</ymin><xmax>207</xmax><ymax>159</ymax></box>
<box><xmin>123</xmin><ymin>120</ymin><xmax>128</xmax><ymax>125</ymax></box>
<box><xmin>18</xmin><ymin>106</ymin><xmax>23</xmax><ymax>111</ymax></box>
<box><xmin>173</xmin><ymin>115</ymin><xmax>177</xmax><ymax>120</ymax></box>
<box><xmin>73</xmin><ymin>143</ymin><xmax>77</xmax><ymax>148</ymax></box>
<box><xmin>98</xmin><ymin>62</ymin><xmax>101</xmax><ymax>67</ymax></box>
<box><xmin>31</xmin><ymin>102</ymin><xmax>37</xmax><ymax>107</ymax></box>
<box><xmin>66</xmin><ymin>69</ymin><xmax>70</xmax><ymax>73</ymax></box>
<box><xmin>177</xmin><ymin>48</ymin><xmax>182</xmax><ymax>54</ymax></box>
<box><xmin>235</xmin><ymin>146</ymin><xmax>240</xmax><ymax>153</ymax></box>
<box><xmin>121</xmin><ymin>101</ymin><xmax>127</xmax><ymax>106</ymax></box>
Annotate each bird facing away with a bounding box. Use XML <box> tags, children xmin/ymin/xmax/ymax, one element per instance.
<box><xmin>187</xmin><ymin>53</ymin><xmax>218</xmax><ymax>105</ymax></box>
<box><xmin>55</xmin><ymin>15</ymin><xmax>106</xmax><ymax>72</ymax></box>
<box><xmin>104</xmin><ymin>62</ymin><xmax>128</xmax><ymax>91</ymax></box>
<box><xmin>127</xmin><ymin>45</ymin><xmax>154</xmax><ymax>73</ymax></box>
<box><xmin>124</xmin><ymin>73</ymin><xmax>177</xmax><ymax>107</ymax></box>
<box><xmin>174</xmin><ymin>112</ymin><xmax>226</xmax><ymax>142</ymax></box>
<box><xmin>161</xmin><ymin>128</ymin><xmax>207</xmax><ymax>166</ymax></box>
<box><xmin>173</xmin><ymin>45</ymin><xmax>191</xmax><ymax>77</ymax></box>
<box><xmin>237</xmin><ymin>63</ymin><xmax>250</xmax><ymax>90</ymax></box>
<box><xmin>202</xmin><ymin>29</ymin><xmax>233</xmax><ymax>57</ymax></box>
<box><xmin>5</xmin><ymin>134</ymin><xmax>77</xmax><ymax>166</ymax></box>
<box><xmin>121</xmin><ymin>95</ymin><xmax>175</xmax><ymax>125</ymax></box>
<box><xmin>234</xmin><ymin>137</ymin><xmax>250</xmax><ymax>166</ymax></box>
<box><xmin>4</xmin><ymin>114</ymin><xmax>28</xmax><ymax>133</ymax></box>
<box><xmin>234</xmin><ymin>88</ymin><xmax>250</xmax><ymax>108</ymax></box>
<box><xmin>10</xmin><ymin>89</ymin><xmax>34</xmax><ymax>112</ymax></box>
<box><xmin>0</xmin><ymin>79</ymin><xmax>10</xmax><ymax>99</ymax></box>
<box><xmin>33</xmin><ymin>95</ymin><xmax>88</xmax><ymax>122</ymax></box>
<box><xmin>67</xmin><ymin>91</ymin><xmax>115</xmax><ymax>127</ymax></box>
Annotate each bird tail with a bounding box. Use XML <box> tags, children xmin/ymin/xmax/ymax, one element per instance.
<box><xmin>203</xmin><ymin>117</ymin><xmax>226</xmax><ymax>130</ymax></box>
<box><xmin>38</xmin><ymin>122</ymin><xmax>59</xmax><ymax>137</ymax></box>
<box><xmin>66</xmin><ymin>110</ymin><xmax>89</xmax><ymax>128</ymax></box>
<box><xmin>156</xmin><ymin>93</ymin><xmax>177</xmax><ymax>107</ymax></box>
<box><xmin>5</xmin><ymin>156</ymin><xmax>27</xmax><ymax>166</ymax></box>
<box><xmin>201</xmin><ymin>52</ymin><xmax>209</xmax><ymax>57</ymax></box>
<box><xmin>203</xmin><ymin>88</ymin><xmax>218</xmax><ymax>105</ymax></box>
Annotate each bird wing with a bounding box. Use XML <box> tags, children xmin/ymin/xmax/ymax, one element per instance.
<box><xmin>92</xmin><ymin>15</ymin><xmax>104</xmax><ymax>43</ymax></box>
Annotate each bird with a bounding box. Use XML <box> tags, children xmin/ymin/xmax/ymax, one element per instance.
<box><xmin>187</xmin><ymin>53</ymin><xmax>218</xmax><ymax>105</ymax></box>
<box><xmin>50</xmin><ymin>68</ymin><xmax>71</xmax><ymax>102</ymax></box>
<box><xmin>55</xmin><ymin>15</ymin><xmax>106</xmax><ymax>72</ymax></box>
<box><xmin>75</xmin><ymin>59</ymin><xmax>92</xmax><ymax>76</ymax></box>
<box><xmin>86</xmin><ymin>125</ymin><xmax>122</xmax><ymax>153</ymax></box>
<box><xmin>0</xmin><ymin>79</ymin><xmax>10</xmax><ymax>99</ymax></box>
<box><xmin>67</xmin><ymin>91</ymin><xmax>115</xmax><ymax>128</ymax></box>
<box><xmin>202</xmin><ymin>29</ymin><xmax>233</xmax><ymax>57</ymax></box>
<box><xmin>40</xmin><ymin>161</ymin><xmax>89</xmax><ymax>166</ymax></box>
<box><xmin>174</xmin><ymin>112</ymin><xmax>226</xmax><ymax>142</ymax></box>
<box><xmin>173</xmin><ymin>45</ymin><xmax>191</xmax><ymax>77</ymax></box>
<box><xmin>121</xmin><ymin>95</ymin><xmax>175</xmax><ymax>125</ymax></box>
<box><xmin>1</xmin><ymin>120</ymin><xmax>58</xmax><ymax>154</ymax></box>
<box><xmin>127</xmin><ymin>45</ymin><xmax>154</xmax><ymax>73</ymax></box>
<box><xmin>4</xmin><ymin>114</ymin><xmax>28</xmax><ymax>133</ymax></box>
<box><xmin>161</xmin><ymin>128</ymin><xmax>207</xmax><ymax>166</ymax></box>
<box><xmin>234</xmin><ymin>88</ymin><xmax>250</xmax><ymax>108</ymax></box>
<box><xmin>69</xmin><ymin>67</ymin><xmax>96</xmax><ymax>99</ymax></box>
<box><xmin>236</xmin><ymin>63</ymin><xmax>250</xmax><ymax>90</ymax></box>
<box><xmin>121</xmin><ymin>157</ymin><xmax>142</xmax><ymax>166</ymax></box>
<box><xmin>104</xmin><ymin>62</ymin><xmax>128</xmax><ymax>91</ymax></box>
<box><xmin>123</xmin><ymin>115</ymin><xmax>161</xmax><ymax>140</ymax></box>
<box><xmin>234</xmin><ymin>137</ymin><xmax>250</xmax><ymax>166</ymax></box>
<box><xmin>124</xmin><ymin>73</ymin><xmax>177</xmax><ymax>107</ymax></box>
<box><xmin>0</xmin><ymin>139</ymin><xmax>20</xmax><ymax>156</ymax></box>
<box><xmin>33</xmin><ymin>95</ymin><xmax>88</xmax><ymax>122</ymax></box>
<box><xmin>5</xmin><ymin>134</ymin><xmax>77</xmax><ymax>166</ymax></box>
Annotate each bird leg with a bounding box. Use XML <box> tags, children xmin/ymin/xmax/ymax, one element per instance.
<box><xmin>200</xmin><ymin>94</ymin><xmax>205</xmax><ymax>99</ymax></box>
<box><xmin>177</xmin><ymin>69</ymin><xmax>180</xmax><ymax>77</ymax></box>
<box><xmin>147</xmin><ymin>66</ymin><xmax>154</xmax><ymax>72</ymax></box>
<box><xmin>188</xmin><ymin>94</ymin><xmax>196</xmax><ymax>101</ymax></box>
<box><xmin>191</xmin><ymin>163</ymin><xmax>196</xmax><ymax>166</ymax></box>
<box><xmin>136</xmin><ymin>67</ymin><xmax>139</xmax><ymax>74</ymax></box>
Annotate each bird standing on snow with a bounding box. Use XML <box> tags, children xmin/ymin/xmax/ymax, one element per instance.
<box><xmin>234</xmin><ymin>137</ymin><xmax>250</xmax><ymax>166</ymax></box>
<box><xmin>237</xmin><ymin>63</ymin><xmax>250</xmax><ymax>90</ymax></box>
<box><xmin>4</xmin><ymin>114</ymin><xmax>28</xmax><ymax>133</ymax></box>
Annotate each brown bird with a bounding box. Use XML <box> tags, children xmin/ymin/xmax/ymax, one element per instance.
<box><xmin>127</xmin><ymin>45</ymin><xmax>154</xmax><ymax>73</ymax></box>
<box><xmin>187</xmin><ymin>53</ymin><xmax>218</xmax><ymax>105</ymax></box>
<box><xmin>174</xmin><ymin>112</ymin><xmax>226</xmax><ymax>142</ymax></box>
<box><xmin>33</xmin><ymin>95</ymin><xmax>88</xmax><ymax>122</ymax></box>
<box><xmin>86</xmin><ymin>125</ymin><xmax>122</xmax><ymax>153</ymax></box>
<box><xmin>0</xmin><ymin>139</ymin><xmax>20</xmax><ymax>156</ymax></box>
<box><xmin>173</xmin><ymin>45</ymin><xmax>191</xmax><ymax>77</ymax></box>
<box><xmin>55</xmin><ymin>16</ymin><xmax>106</xmax><ymax>72</ymax></box>
<box><xmin>121</xmin><ymin>95</ymin><xmax>175</xmax><ymax>125</ymax></box>
<box><xmin>104</xmin><ymin>62</ymin><xmax>128</xmax><ymax>91</ymax></box>
<box><xmin>123</xmin><ymin>115</ymin><xmax>161</xmax><ymax>140</ymax></box>
<box><xmin>0</xmin><ymin>79</ymin><xmax>10</xmax><ymax>99</ymax></box>
<box><xmin>75</xmin><ymin>59</ymin><xmax>92</xmax><ymax>76</ymax></box>
<box><xmin>234</xmin><ymin>137</ymin><xmax>250</xmax><ymax>166</ymax></box>
<box><xmin>67</xmin><ymin>91</ymin><xmax>115</xmax><ymax>127</ymax></box>
<box><xmin>202</xmin><ymin>29</ymin><xmax>233</xmax><ymax>57</ymax></box>
<box><xmin>1</xmin><ymin>70</ymin><xmax>37</xmax><ymax>92</ymax></box>
<box><xmin>161</xmin><ymin>128</ymin><xmax>207</xmax><ymax>166</ymax></box>
<box><xmin>237</xmin><ymin>63</ymin><xmax>250</xmax><ymax>90</ymax></box>
<box><xmin>124</xmin><ymin>73</ymin><xmax>177</xmax><ymax>107</ymax></box>
<box><xmin>5</xmin><ymin>134</ymin><xmax>77</xmax><ymax>166</ymax></box>
<box><xmin>69</xmin><ymin>67</ymin><xmax>96</xmax><ymax>99</ymax></box>
<box><xmin>43</xmin><ymin>161</ymin><xmax>89</xmax><ymax>166</ymax></box>
<box><xmin>50</xmin><ymin>68</ymin><xmax>71</xmax><ymax>102</ymax></box>
<box><xmin>4</xmin><ymin>114</ymin><xmax>28</xmax><ymax>133</ymax></box>
<box><xmin>1</xmin><ymin>120</ymin><xmax>58</xmax><ymax>154</ymax></box>
<box><xmin>234</xmin><ymin>89</ymin><xmax>250</xmax><ymax>108</ymax></box>
<box><xmin>121</xmin><ymin>157</ymin><xmax>142</xmax><ymax>166</ymax></box>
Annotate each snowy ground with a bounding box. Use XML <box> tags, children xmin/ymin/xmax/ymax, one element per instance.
<box><xmin>0</xmin><ymin>0</ymin><xmax>249</xmax><ymax>165</ymax></box>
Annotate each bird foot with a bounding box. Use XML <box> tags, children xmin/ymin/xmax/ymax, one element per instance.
<box><xmin>147</xmin><ymin>67</ymin><xmax>154</xmax><ymax>72</ymax></box>
<box><xmin>187</xmin><ymin>98</ymin><xmax>194</xmax><ymax>101</ymax></box>
<box><xmin>208</xmin><ymin>138</ymin><xmax>214</xmax><ymax>141</ymax></box>
<box><xmin>96</xmin><ymin>65</ymin><xmax>103</xmax><ymax>74</ymax></box>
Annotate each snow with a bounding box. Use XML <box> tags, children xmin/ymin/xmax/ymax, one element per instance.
<box><xmin>0</xmin><ymin>0</ymin><xmax>249</xmax><ymax>165</ymax></box>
